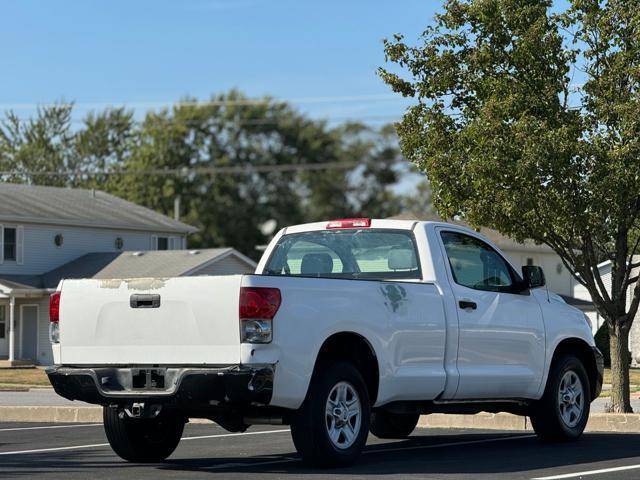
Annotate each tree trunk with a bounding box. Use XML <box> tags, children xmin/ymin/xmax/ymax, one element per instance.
<box><xmin>608</xmin><ymin>322</ymin><xmax>633</xmax><ymax>413</ymax></box>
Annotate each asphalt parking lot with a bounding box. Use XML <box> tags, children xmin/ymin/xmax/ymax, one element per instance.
<box><xmin>1</xmin><ymin>422</ymin><xmax>640</xmax><ymax>480</ymax></box>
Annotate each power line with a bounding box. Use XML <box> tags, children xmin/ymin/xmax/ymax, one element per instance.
<box><xmin>0</xmin><ymin>161</ymin><xmax>364</xmax><ymax>178</ymax></box>
<box><xmin>9</xmin><ymin>114</ymin><xmax>402</xmax><ymax>127</ymax></box>
<box><xmin>0</xmin><ymin>94</ymin><xmax>404</xmax><ymax>111</ymax></box>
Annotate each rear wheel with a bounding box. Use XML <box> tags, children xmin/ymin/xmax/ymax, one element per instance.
<box><xmin>370</xmin><ymin>411</ymin><xmax>419</xmax><ymax>439</ymax></box>
<box><xmin>530</xmin><ymin>354</ymin><xmax>590</xmax><ymax>442</ymax></box>
<box><xmin>290</xmin><ymin>362</ymin><xmax>370</xmax><ymax>467</ymax></box>
<box><xmin>103</xmin><ymin>407</ymin><xmax>185</xmax><ymax>462</ymax></box>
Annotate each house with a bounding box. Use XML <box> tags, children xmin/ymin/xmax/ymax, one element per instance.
<box><xmin>0</xmin><ymin>183</ymin><xmax>256</xmax><ymax>366</ymax></box>
<box><xmin>572</xmin><ymin>260</ymin><xmax>640</xmax><ymax>364</ymax></box>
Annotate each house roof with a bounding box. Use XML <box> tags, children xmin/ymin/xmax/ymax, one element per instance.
<box><xmin>0</xmin><ymin>248</ymin><xmax>256</xmax><ymax>293</ymax></box>
<box><xmin>0</xmin><ymin>183</ymin><xmax>197</xmax><ymax>234</ymax></box>
<box><xmin>0</xmin><ymin>275</ymin><xmax>44</xmax><ymax>290</ymax></box>
<box><xmin>43</xmin><ymin>248</ymin><xmax>255</xmax><ymax>288</ymax></box>
<box><xmin>559</xmin><ymin>294</ymin><xmax>596</xmax><ymax>312</ymax></box>
<box><xmin>388</xmin><ymin>212</ymin><xmax>555</xmax><ymax>254</ymax></box>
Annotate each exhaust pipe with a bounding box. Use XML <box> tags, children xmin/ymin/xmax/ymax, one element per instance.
<box><xmin>243</xmin><ymin>415</ymin><xmax>284</xmax><ymax>425</ymax></box>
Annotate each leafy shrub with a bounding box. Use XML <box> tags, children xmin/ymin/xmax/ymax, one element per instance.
<box><xmin>594</xmin><ymin>324</ymin><xmax>611</xmax><ymax>367</ymax></box>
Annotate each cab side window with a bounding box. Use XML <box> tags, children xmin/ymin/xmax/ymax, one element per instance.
<box><xmin>440</xmin><ymin>231</ymin><xmax>515</xmax><ymax>293</ymax></box>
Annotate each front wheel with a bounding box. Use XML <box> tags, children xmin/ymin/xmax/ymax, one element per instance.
<box><xmin>103</xmin><ymin>407</ymin><xmax>185</xmax><ymax>462</ymax></box>
<box><xmin>290</xmin><ymin>362</ymin><xmax>370</xmax><ymax>467</ymax></box>
<box><xmin>530</xmin><ymin>354</ymin><xmax>590</xmax><ymax>442</ymax></box>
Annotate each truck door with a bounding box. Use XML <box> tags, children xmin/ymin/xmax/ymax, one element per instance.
<box><xmin>436</xmin><ymin>228</ymin><xmax>545</xmax><ymax>399</ymax></box>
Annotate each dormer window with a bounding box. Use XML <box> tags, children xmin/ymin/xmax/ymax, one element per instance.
<box><xmin>157</xmin><ymin>237</ymin><xmax>169</xmax><ymax>251</ymax></box>
<box><xmin>151</xmin><ymin>235</ymin><xmax>183</xmax><ymax>251</ymax></box>
<box><xmin>3</xmin><ymin>227</ymin><xmax>16</xmax><ymax>261</ymax></box>
<box><xmin>1</xmin><ymin>225</ymin><xmax>24</xmax><ymax>264</ymax></box>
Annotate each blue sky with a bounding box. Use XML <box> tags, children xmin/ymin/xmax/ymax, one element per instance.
<box><xmin>0</xmin><ymin>0</ymin><xmax>439</xmax><ymax>124</ymax></box>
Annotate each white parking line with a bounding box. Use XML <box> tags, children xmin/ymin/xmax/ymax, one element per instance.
<box><xmin>0</xmin><ymin>442</ymin><xmax>110</xmax><ymax>456</ymax></box>
<box><xmin>181</xmin><ymin>429</ymin><xmax>290</xmax><ymax>442</ymax></box>
<box><xmin>0</xmin><ymin>428</ymin><xmax>291</xmax><ymax>456</ymax></box>
<box><xmin>0</xmin><ymin>424</ymin><xmax>101</xmax><ymax>432</ymax></box>
<box><xmin>532</xmin><ymin>464</ymin><xmax>640</xmax><ymax>479</ymax></box>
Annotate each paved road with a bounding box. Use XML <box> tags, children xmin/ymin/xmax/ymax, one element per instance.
<box><xmin>2</xmin><ymin>422</ymin><xmax>640</xmax><ymax>479</ymax></box>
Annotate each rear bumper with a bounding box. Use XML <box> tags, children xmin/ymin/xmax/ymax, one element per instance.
<box><xmin>592</xmin><ymin>346</ymin><xmax>604</xmax><ymax>400</ymax></box>
<box><xmin>46</xmin><ymin>364</ymin><xmax>274</xmax><ymax>408</ymax></box>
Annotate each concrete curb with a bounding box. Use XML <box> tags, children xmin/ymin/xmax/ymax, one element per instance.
<box><xmin>3</xmin><ymin>406</ymin><xmax>640</xmax><ymax>433</ymax></box>
<box><xmin>420</xmin><ymin>412</ymin><xmax>640</xmax><ymax>433</ymax></box>
<box><xmin>0</xmin><ymin>406</ymin><xmax>103</xmax><ymax>423</ymax></box>
<box><xmin>420</xmin><ymin>413</ymin><xmax>529</xmax><ymax>431</ymax></box>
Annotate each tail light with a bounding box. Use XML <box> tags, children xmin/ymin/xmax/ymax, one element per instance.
<box><xmin>239</xmin><ymin>287</ymin><xmax>281</xmax><ymax>344</ymax></box>
<box><xmin>49</xmin><ymin>291</ymin><xmax>61</xmax><ymax>344</ymax></box>
<box><xmin>49</xmin><ymin>291</ymin><xmax>61</xmax><ymax>323</ymax></box>
<box><xmin>326</xmin><ymin>218</ymin><xmax>371</xmax><ymax>229</ymax></box>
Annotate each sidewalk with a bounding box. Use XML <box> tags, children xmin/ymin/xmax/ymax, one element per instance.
<box><xmin>0</xmin><ymin>388</ymin><xmax>87</xmax><ymax>406</ymax></box>
<box><xmin>592</xmin><ymin>396</ymin><xmax>640</xmax><ymax>412</ymax></box>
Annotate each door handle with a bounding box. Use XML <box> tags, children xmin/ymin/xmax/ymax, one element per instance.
<box><xmin>458</xmin><ymin>300</ymin><xmax>477</xmax><ymax>310</ymax></box>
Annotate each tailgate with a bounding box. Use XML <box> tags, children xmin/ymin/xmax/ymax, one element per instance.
<box><xmin>59</xmin><ymin>275</ymin><xmax>243</xmax><ymax>365</ymax></box>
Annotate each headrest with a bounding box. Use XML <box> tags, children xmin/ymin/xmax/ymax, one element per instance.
<box><xmin>301</xmin><ymin>253</ymin><xmax>334</xmax><ymax>275</ymax></box>
<box><xmin>388</xmin><ymin>248</ymin><xmax>417</xmax><ymax>270</ymax></box>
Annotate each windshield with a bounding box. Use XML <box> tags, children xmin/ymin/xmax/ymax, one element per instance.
<box><xmin>263</xmin><ymin>229</ymin><xmax>421</xmax><ymax>280</ymax></box>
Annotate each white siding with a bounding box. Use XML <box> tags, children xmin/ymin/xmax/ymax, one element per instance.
<box><xmin>34</xmin><ymin>297</ymin><xmax>53</xmax><ymax>365</ymax></box>
<box><xmin>502</xmin><ymin>249</ymin><xmax>574</xmax><ymax>296</ymax></box>
<box><xmin>8</xmin><ymin>298</ymin><xmax>52</xmax><ymax>365</ymax></box>
<box><xmin>625</xmin><ymin>262</ymin><xmax>640</xmax><ymax>365</ymax></box>
<box><xmin>0</xmin><ymin>223</ymin><xmax>186</xmax><ymax>275</ymax></box>
<box><xmin>191</xmin><ymin>255</ymin><xmax>255</xmax><ymax>276</ymax></box>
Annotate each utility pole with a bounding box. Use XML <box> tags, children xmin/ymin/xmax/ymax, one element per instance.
<box><xmin>174</xmin><ymin>195</ymin><xmax>181</xmax><ymax>221</ymax></box>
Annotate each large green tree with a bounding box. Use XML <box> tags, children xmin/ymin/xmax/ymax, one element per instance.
<box><xmin>0</xmin><ymin>106</ymin><xmax>75</xmax><ymax>186</ymax></box>
<box><xmin>381</xmin><ymin>0</ymin><xmax>640</xmax><ymax>412</ymax></box>
<box><xmin>0</xmin><ymin>92</ymin><xmax>411</xmax><ymax>258</ymax></box>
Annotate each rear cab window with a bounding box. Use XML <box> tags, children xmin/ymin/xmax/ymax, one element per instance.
<box><xmin>264</xmin><ymin>229</ymin><xmax>421</xmax><ymax>280</ymax></box>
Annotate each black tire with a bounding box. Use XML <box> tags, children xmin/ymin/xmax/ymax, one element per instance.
<box><xmin>530</xmin><ymin>354</ymin><xmax>590</xmax><ymax>442</ymax></box>
<box><xmin>290</xmin><ymin>361</ymin><xmax>370</xmax><ymax>467</ymax></box>
<box><xmin>370</xmin><ymin>411</ymin><xmax>419</xmax><ymax>439</ymax></box>
<box><xmin>103</xmin><ymin>407</ymin><xmax>185</xmax><ymax>462</ymax></box>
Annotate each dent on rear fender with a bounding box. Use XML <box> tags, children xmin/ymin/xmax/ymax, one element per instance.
<box><xmin>380</xmin><ymin>284</ymin><xmax>408</xmax><ymax>313</ymax></box>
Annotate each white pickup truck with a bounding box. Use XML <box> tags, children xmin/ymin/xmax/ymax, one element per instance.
<box><xmin>47</xmin><ymin>218</ymin><xmax>603</xmax><ymax>467</ymax></box>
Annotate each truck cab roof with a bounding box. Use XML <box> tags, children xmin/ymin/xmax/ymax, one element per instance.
<box><xmin>281</xmin><ymin>218</ymin><xmax>480</xmax><ymax>236</ymax></box>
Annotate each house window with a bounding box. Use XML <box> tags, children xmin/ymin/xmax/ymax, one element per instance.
<box><xmin>3</xmin><ymin>227</ymin><xmax>16</xmax><ymax>261</ymax></box>
<box><xmin>0</xmin><ymin>305</ymin><xmax>5</xmax><ymax>339</ymax></box>
<box><xmin>157</xmin><ymin>237</ymin><xmax>169</xmax><ymax>251</ymax></box>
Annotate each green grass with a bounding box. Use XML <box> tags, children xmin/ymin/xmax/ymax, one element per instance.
<box><xmin>0</xmin><ymin>367</ymin><xmax>50</xmax><ymax>387</ymax></box>
<box><xmin>603</xmin><ymin>367</ymin><xmax>640</xmax><ymax>386</ymax></box>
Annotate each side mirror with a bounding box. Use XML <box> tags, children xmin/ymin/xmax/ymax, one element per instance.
<box><xmin>522</xmin><ymin>265</ymin><xmax>546</xmax><ymax>289</ymax></box>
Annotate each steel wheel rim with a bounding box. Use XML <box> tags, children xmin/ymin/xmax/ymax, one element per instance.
<box><xmin>558</xmin><ymin>370</ymin><xmax>584</xmax><ymax>428</ymax></box>
<box><xmin>325</xmin><ymin>381</ymin><xmax>362</xmax><ymax>450</ymax></box>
